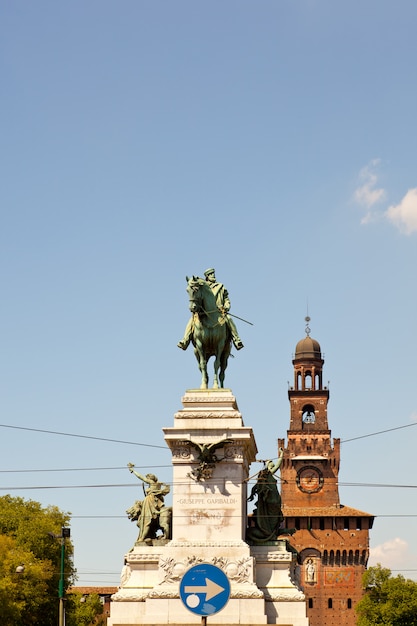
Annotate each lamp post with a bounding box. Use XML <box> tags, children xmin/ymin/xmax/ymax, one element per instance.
<box><xmin>49</xmin><ymin>527</ymin><xmax>70</xmax><ymax>626</ymax></box>
<box><xmin>59</xmin><ymin>527</ymin><xmax>70</xmax><ymax>626</ymax></box>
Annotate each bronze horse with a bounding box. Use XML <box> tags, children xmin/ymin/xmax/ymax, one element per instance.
<box><xmin>186</xmin><ymin>276</ymin><xmax>231</xmax><ymax>389</ymax></box>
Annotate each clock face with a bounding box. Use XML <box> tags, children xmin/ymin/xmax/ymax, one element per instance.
<box><xmin>297</xmin><ymin>466</ymin><xmax>323</xmax><ymax>493</ymax></box>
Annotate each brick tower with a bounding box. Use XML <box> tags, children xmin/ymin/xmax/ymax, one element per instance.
<box><xmin>278</xmin><ymin>318</ymin><xmax>374</xmax><ymax>626</ymax></box>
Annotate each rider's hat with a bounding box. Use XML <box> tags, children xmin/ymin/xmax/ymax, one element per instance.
<box><xmin>204</xmin><ymin>268</ymin><xmax>215</xmax><ymax>278</ymax></box>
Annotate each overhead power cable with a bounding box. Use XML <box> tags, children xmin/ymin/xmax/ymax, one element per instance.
<box><xmin>341</xmin><ymin>422</ymin><xmax>417</xmax><ymax>443</ymax></box>
<box><xmin>0</xmin><ymin>465</ymin><xmax>171</xmax><ymax>473</ymax></box>
<box><xmin>68</xmin><ymin>514</ymin><xmax>417</xmax><ymax>519</ymax></box>
<box><xmin>0</xmin><ymin>483</ymin><xmax>137</xmax><ymax>491</ymax></box>
<box><xmin>1</xmin><ymin>420</ymin><xmax>415</xmax><ymax>453</ymax></box>
<box><xmin>67</xmin><ymin>567</ymin><xmax>417</xmax><ymax>575</ymax></box>
<box><xmin>339</xmin><ymin>482</ymin><xmax>417</xmax><ymax>488</ymax></box>
<box><xmin>2</xmin><ymin>480</ymin><xmax>417</xmax><ymax>491</ymax></box>
<box><xmin>0</xmin><ymin>512</ymin><xmax>413</xmax><ymax>520</ymax></box>
<box><xmin>0</xmin><ymin>423</ymin><xmax>167</xmax><ymax>449</ymax></box>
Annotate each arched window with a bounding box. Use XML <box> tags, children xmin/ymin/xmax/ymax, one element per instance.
<box><xmin>328</xmin><ymin>598</ymin><xmax>333</xmax><ymax>609</ymax></box>
<box><xmin>347</xmin><ymin>599</ymin><xmax>352</xmax><ymax>609</ymax></box>
<box><xmin>308</xmin><ymin>598</ymin><xmax>314</xmax><ymax>609</ymax></box>
<box><xmin>302</xmin><ymin>405</ymin><xmax>315</xmax><ymax>424</ymax></box>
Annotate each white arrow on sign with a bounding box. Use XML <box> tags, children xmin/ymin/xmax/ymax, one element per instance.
<box><xmin>184</xmin><ymin>577</ymin><xmax>225</xmax><ymax>601</ymax></box>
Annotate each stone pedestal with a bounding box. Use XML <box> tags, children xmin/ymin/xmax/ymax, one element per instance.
<box><xmin>108</xmin><ymin>390</ymin><xmax>308</xmax><ymax>626</ymax></box>
<box><xmin>251</xmin><ymin>544</ymin><xmax>308</xmax><ymax>625</ymax></box>
<box><xmin>165</xmin><ymin>389</ymin><xmax>257</xmax><ymax>544</ymax></box>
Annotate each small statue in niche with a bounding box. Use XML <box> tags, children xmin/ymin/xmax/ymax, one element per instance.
<box><xmin>305</xmin><ymin>558</ymin><xmax>316</xmax><ymax>583</ymax></box>
<box><xmin>126</xmin><ymin>463</ymin><xmax>172</xmax><ymax>545</ymax></box>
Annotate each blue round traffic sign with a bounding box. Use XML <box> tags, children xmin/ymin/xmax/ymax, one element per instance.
<box><xmin>179</xmin><ymin>563</ymin><xmax>231</xmax><ymax>616</ymax></box>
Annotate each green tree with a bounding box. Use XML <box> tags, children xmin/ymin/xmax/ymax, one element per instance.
<box><xmin>66</xmin><ymin>591</ymin><xmax>105</xmax><ymax>626</ymax></box>
<box><xmin>356</xmin><ymin>563</ymin><xmax>417</xmax><ymax>626</ymax></box>
<box><xmin>0</xmin><ymin>495</ymin><xmax>75</xmax><ymax>626</ymax></box>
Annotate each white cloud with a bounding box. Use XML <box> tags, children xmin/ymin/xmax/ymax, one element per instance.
<box><xmin>354</xmin><ymin>159</ymin><xmax>386</xmax><ymax>210</ymax></box>
<box><xmin>384</xmin><ymin>188</ymin><xmax>417</xmax><ymax>235</ymax></box>
<box><xmin>353</xmin><ymin>161</ymin><xmax>417</xmax><ymax>235</ymax></box>
<box><xmin>369</xmin><ymin>537</ymin><xmax>412</xmax><ymax>571</ymax></box>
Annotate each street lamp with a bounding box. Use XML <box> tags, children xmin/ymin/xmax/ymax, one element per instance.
<box><xmin>49</xmin><ymin>527</ymin><xmax>71</xmax><ymax>626</ymax></box>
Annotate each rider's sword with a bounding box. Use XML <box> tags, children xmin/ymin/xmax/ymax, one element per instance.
<box><xmin>228</xmin><ymin>312</ymin><xmax>254</xmax><ymax>326</ymax></box>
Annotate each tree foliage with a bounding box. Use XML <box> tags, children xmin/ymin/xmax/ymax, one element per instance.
<box><xmin>0</xmin><ymin>495</ymin><xmax>75</xmax><ymax>626</ymax></box>
<box><xmin>66</xmin><ymin>591</ymin><xmax>105</xmax><ymax>626</ymax></box>
<box><xmin>356</xmin><ymin>563</ymin><xmax>417</xmax><ymax>626</ymax></box>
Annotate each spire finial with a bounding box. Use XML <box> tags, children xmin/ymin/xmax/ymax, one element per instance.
<box><xmin>305</xmin><ymin>316</ymin><xmax>311</xmax><ymax>337</ymax></box>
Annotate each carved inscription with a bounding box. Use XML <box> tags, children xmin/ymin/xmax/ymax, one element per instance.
<box><xmin>176</xmin><ymin>497</ymin><xmax>237</xmax><ymax>505</ymax></box>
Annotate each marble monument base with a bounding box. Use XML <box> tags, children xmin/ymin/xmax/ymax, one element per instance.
<box><xmin>108</xmin><ymin>541</ymin><xmax>308</xmax><ymax>625</ymax></box>
<box><xmin>108</xmin><ymin>390</ymin><xmax>308</xmax><ymax>625</ymax></box>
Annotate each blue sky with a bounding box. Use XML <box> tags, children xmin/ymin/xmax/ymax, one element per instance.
<box><xmin>1</xmin><ymin>1</ymin><xmax>416</xmax><ymax>587</ymax></box>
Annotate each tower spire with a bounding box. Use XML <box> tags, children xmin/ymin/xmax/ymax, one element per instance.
<box><xmin>305</xmin><ymin>315</ymin><xmax>311</xmax><ymax>337</ymax></box>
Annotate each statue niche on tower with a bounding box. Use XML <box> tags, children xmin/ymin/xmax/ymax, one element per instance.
<box><xmin>126</xmin><ymin>464</ymin><xmax>172</xmax><ymax>546</ymax></box>
<box><xmin>178</xmin><ymin>268</ymin><xmax>244</xmax><ymax>390</ymax></box>
<box><xmin>246</xmin><ymin>448</ymin><xmax>295</xmax><ymax>544</ymax></box>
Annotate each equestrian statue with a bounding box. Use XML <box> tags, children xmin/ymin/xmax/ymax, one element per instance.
<box><xmin>178</xmin><ymin>268</ymin><xmax>244</xmax><ymax>389</ymax></box>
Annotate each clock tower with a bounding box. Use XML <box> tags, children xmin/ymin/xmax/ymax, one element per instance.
<box><xmin>279</xmin><ymin>319</ymin><xmax>374</xmax><ymax>626</ymax></box>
